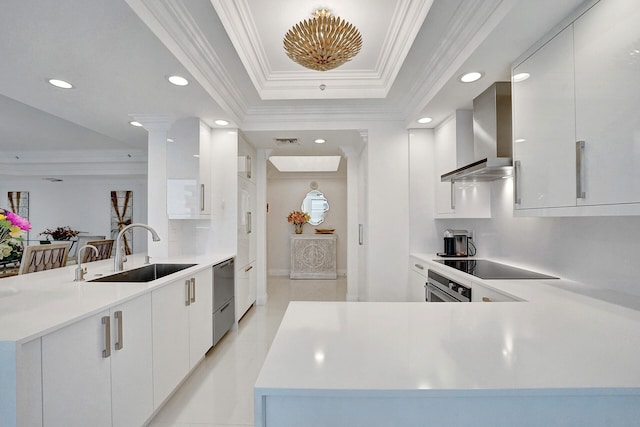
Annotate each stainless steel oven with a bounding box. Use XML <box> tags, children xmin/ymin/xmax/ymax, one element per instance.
<box><xmin>426</xmin><ymin>269</ymin><xmax>471</xmax><ymax>302</ymax></box>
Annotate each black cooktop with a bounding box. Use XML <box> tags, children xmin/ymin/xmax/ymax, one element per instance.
<box><xmin>433</xmin><ymin>259</ymin><xmax>558</xmax><ymax>280</ymax></box>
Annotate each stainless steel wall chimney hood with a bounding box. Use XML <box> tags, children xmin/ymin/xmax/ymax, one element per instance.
<box><xmin>441</xmin><ymin>82</ymin><xmax>512</xmax><ymax>182</ymax></box>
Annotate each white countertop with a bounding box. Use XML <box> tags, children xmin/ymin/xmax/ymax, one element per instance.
<box><xmin>0</xmin><ymin>252</ymin><xmax>234</xmax><ymax>343</ymax></box>
<box><xmin>256</xmin><ymin>255</ymin><xmax>640</xmax><ymax>397</ymax></box>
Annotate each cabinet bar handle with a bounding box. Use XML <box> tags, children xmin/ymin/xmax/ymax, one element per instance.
<box><xmin>102</xmin><ymin>316</ymin><xmax>111</xmax><ymax>358</ymax></box>
<box><xmin>114</xmin><ymin>310</ymin><xmax>124</xmax><ymax>350</ymax></box>
<box><xmin>221</xmin><ymin>301</ymin><xmax>231</xmax><ymax>312</ymax></box>
<box><xmin>514</xmin><ymin>160</ymin><xmax>522</xmax><ymax>205</ymax></box>
<box><xmin>185</xmin><ymin>280</ymin><xmax>191</xmax><ymax>306</ymax></box>
<box><xmin>190</xmin><ymin>277</ymin><xmax>196</xmax><ymax>303</ymax></box>
<box><xmin>414</xmin><ymin>263</ymin><xmax>424</xmax><ymax>270</ymax></box>
<box><xmin>246</xmin><ymin>155</ymin><xmax>252</xmax><ymax>179</ymax></box>
<box><xmin>450</xmin><ymin>181</ymin><xmax>456</xmax><ymax>210</ymax></box>
<box><xmin>245</xmin><ymin>265</ymin><xmax>253</xmax><ymax>272</ymax></box>
<box><xmin>576</xmin><ymin>141</ymin><xmax>586</xmax><ymax>199</ymax></box>
<box><xmin>200</xmin><ymin>184</ymin><xmax>205</xmax><ymax>211</ymax></box>
<box><xmin>247</xmin><ymin>212</ymin><xmax>252</xmax><ymax>234</ymax></box>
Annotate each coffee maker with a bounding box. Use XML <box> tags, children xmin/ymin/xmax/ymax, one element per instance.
<box><xmin>441</xmin><ymin>229</ymin><xmax>469</xmax><ymax>257</ymax></box>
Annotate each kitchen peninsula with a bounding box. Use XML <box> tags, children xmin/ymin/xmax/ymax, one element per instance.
<box><xmin>254</xmin><ymin>257</ymin><xmax>640</xmax><ymax>427</ymax></box>
<box><xmin>0</xmin><ymin>253</ymin><xmax>233</xmax><ymax>427</ymax></box>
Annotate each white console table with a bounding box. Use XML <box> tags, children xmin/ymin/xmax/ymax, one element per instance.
<box><xmin>290</xmin><ymin>234</ymin><xmax>337</xmax><ymax>279</ymax></box>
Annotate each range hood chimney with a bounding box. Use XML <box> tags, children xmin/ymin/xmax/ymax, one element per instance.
<box><xmin>441</xmin><ymin>82</ymin><xmax>513</xmax><ymax>182</ymax></box>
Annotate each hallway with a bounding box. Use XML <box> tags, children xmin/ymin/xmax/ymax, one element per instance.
<box><xmin>148</xmin><ymin>276</ymin><xmax>347</xmax><ymax>426</ymax></box>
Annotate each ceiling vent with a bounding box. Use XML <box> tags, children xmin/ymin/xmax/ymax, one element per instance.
<box><xmin>274</xmin><ymin>138</ymin><xmax>300</xmax><ymax>146</ymax></box>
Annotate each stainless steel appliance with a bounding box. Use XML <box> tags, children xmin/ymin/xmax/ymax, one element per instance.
<box><xmin>441</xmin><ymin>82</ymin><xmax>513</xmax><ymax>182</ymax></box>
<box><xmin>440</xmin><ymin>229</ymin><xmax>469</xmax><ymax>257</ymax></box>
<box><xmin>213</xmin><ymin>258</ymin><xmax>235</xmax><ymax>346</ymax></box>
<box><xmin>426</xmin><ymin>269</ymin><xmax>471</xmax><ymax>302</ymax></box>
<box><xmin>433</xmin><ymin>259</ymin><xmax>558</xmax><ymax>280</ymax></box>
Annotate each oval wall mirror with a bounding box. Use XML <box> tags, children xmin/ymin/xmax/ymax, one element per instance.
<box><xmin>301</xmin><ymin>190</ymin><xmax>329</xmax><ymax>225</ymax></box>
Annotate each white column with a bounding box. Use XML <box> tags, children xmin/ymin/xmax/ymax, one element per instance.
<box><xmin>340</xmin><ymin>145</ymin><xmax>361</xmax><ymax>301</ymax></box>
<box><xmin>131</xmin><ymin>114</ymin><xmax>173</xmax><ymax>258</ymax></box>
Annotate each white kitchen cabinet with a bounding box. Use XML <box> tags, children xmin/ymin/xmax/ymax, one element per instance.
<box><xmin>236</xmin><ymin>261</ymin><xmax>256</xmax><ymax>320</ymax></box>
<box><xmin>471</xmin><ymin>282</ymin><xmax>518</xmax><ymax>302</ymax></box>
<box><xmin>152</xmin><ymin>268</ymin><xmax>212</xmax><ymax>408</ymax></box>
<box><xmin>574</xmin><ymin>0</ymin><xmax>640</xmax><ymax>206</ymax></box>
<box><xmin>513</xmin><ymin>0</ymin><xmax>640</xmax><ymax>214</ymax></box>
<box><xmin>236</xmin><ymin>136</ymin><xmax>257</xmax><ymax>321</ymax></box>
<box><xmin>188</xmin><ymin>268</ymin><xmax>213</xmax><ymax>367</ymax></box>
<box><xmin>512</xmin><ymin>25</ymin><xmax>576</xmax><ymax>210</ymax></box>
<box><xmin>42</xmin><ymin>310</ymin><xmax>113</xmax><ymax>426</ymax></box>
<box><xmin>167</xmin><ymin>117</ymin><xmax>212</xmax><ymax>219</ymax></box>
<box><xmin>151</xmin><ymin>278</ymin><xmax>190</xmax><ymax>407</ymax></box>
<box><xmin>434</xmin><ymin>110</ymin><xmax>492</xmax><ymax>218</ymax></box>
<box><xmin>41</xmin><ymin>293</ymin><xmax>153</xmax><ymax>427</ymax></box>
<box><xmin>109</xmin><ymin>293</ymin><xmax>153</xmax><ymax>427</ymax></box>
<box><xmin>409</xmin><ymin>258</ymin><xmax>427</xmax><ymax>302</ymax></box>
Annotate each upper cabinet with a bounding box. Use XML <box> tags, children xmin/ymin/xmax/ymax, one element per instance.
<box><xmin>167</xmin><ymin>118</ymin><xmax>212</xmax><ymax>219</ymax></box>
<box><xmin>434</xmin><ymin>110</ymin><xmax>492</xmax><ymax>218</ymax></box>
<box><xmin>513</xmin><ymin>0</ymin><xmax>640</xmax><ymax>215</ymax></box>
<box><xmin>573</xmin><ymin>0</ymin><xmax>640</xmax><ymax>206</ymax></box>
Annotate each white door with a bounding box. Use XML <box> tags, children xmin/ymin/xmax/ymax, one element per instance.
<box><xmin>513</xmin><ymin>25</ymin><xmax>576</xmax><ymax>209</ymax></box>
<box><xmin>110</xmin><ymin>293</ymin><xmax>153</xmax><ymax>427</ymax></box>
<box><xmin>152</xmin><ymin>278</ymin><xmax>190</xmax><ymax>407</ymax></box>
<box><xmin>574</xmin><ymin>0</ymin><xmax>640</xmax><ymax>206</ymax></box>
<box><xmin>188</xmin><ymin>268</ymin><xmax>214</xmax><ymax>367</ymax></box>
<box><xmin>42</xmin><ymin>311</ymin><xmax>112</xmax><ymax>427</ymax></box>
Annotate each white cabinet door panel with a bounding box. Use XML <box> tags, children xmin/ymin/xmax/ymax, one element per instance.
<box><xmin>513</xmin><ymin>25</ymin><xmax>576</xmax><ymax>209</ymax></box>
<box><xmin>188</xmin><ymin>268</ymin><xmax>213</xmax><ymax>367</ymax></box>
<box><xmin>574</xmin><ymin>0</ymin><xmax>640</xmax><ymax>206</ymax></box>
<box><xmin>152</xmin><ymin>279</ymin><xmax>190</xmax><ymax>407</ymax></box>
<box><xmin>42</xmin><ymin>311</ymin><xmax>112</xmax><ymax>427</ymax></box>
<box><xmin>110</xmin><ymin>293</ymin><xmax>153</xmax><ymax>427</ymax></box>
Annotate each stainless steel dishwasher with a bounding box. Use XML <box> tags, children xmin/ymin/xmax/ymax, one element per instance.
<box><xmin>213</xmin><ymin>258</ymin><xmax>235</xmax><ymax>346</ymax></box>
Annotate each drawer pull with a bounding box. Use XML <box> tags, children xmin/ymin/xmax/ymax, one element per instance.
<box><xmin>114</xmin><ymin>310</ymin><xmax>124</xmax><ymax>351</ymax></box>
<box><xmin>414</xmin><ymin>263</ymin><xmax>424</xmax><ymax>270</ymax></box>
<box><xmin>245</xmin><ymin>265</ymin><xmax>253</xmax><ymax>272</ymax></box>
<box><xmin>482</xmin><ymin>297</ymin><xmax>492</xmax><ymax>302</ymax></box>
<box><xmin>102</xmin><ymin>316</ymin><xmax>111</xmax><ymax>358</ymax></box>
<box><xmin>221</xmin><ymin>302</ymin><xmax>231</xmax><ymax>312</ymax></box>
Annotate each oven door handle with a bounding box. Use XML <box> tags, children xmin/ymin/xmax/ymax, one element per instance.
<box><xmin>427</xmin><ymin>282</ymin><xmax>460</xmax><ymax>302</ymax></box>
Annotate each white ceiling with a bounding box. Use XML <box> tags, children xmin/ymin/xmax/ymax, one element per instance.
<box><xmin>0</xmin><ymin>0</ymin><xmax>587</xmax><ymax>168</ymax></box>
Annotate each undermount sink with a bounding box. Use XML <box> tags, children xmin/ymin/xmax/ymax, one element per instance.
<box><xmin>90</xmin><ymin>263</ymin><xmax>197</xmax><ymax>283</ymax></box>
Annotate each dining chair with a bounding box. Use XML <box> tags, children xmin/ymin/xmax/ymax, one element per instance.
<box><xmin>18</xmin><ymin>242</ymin><xmax>71</xmax><ymax>275</ymax></box>
<box><xmin>67</xmin><ymin>235</ymin><xmax>106</xmax><ymax>264</ymax></box>
<box><xmin>82</xmin><ymin>239</ymin><xmax>114</xmax><ymax>263</ymax></box>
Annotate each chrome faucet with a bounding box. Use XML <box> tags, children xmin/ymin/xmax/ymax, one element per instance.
<box><xmin>114</xmin><ymin>223</ymin><xmax>161</xmax><ymax>272</ymax></box>
<box><xmin>74</xmin><ymin>244</ymin><xmax>99</xmax><ymax>281</ymax></box>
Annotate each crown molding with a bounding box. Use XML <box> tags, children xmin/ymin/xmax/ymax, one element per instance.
<box><xmin>212</xmin><ymin>0</ymin><xmax>432</xmax><ymax>100</ymax></box>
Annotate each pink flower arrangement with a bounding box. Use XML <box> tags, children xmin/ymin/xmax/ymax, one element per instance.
<box><xmin>0</xmin><ymin>208</ymin><xmax>31</xmax><ymax>260</ymax></box>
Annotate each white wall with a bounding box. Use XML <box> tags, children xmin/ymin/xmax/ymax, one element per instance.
<box><xmin>267</xmin><ymin>169</ymin><xmax>347</xmax><ymax>276</ymax></box>
<box><xmin>0</xmin><ymin>175</ymin><xmax>148</xmax><ymax>253</ymax></box>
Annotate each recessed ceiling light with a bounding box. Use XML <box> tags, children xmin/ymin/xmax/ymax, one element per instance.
<box><xmin>459</xmin><ymin>72</ymin><xmax>483</xmax><ymax>83</ymax></box>
<box><xmin>513</xmin><ymin>72</ymin><xmax>530</xmax><ymax>83</ymax></box>
<box><xmin>214</xmin><ymin>119</ymin><xmax>229</xmax><ymax>126</ymax></box>
<box><xmin>47</xmin><ymin>78</ymin><xmax>73</xmax><ymax>89</ymax></box>
<box><xmin>314</xmin><ymin>138</ymin><xmax>326</xmax><ymax>144</ymax></box>
<box><xmin>129</xmin><ymin>121</ymin><xmax>143</xmax><ymax>127</ymax></box>
<box><xmin>167</xmin><ymin>75</ymin><xmax>189</xmax><ymax>86</ymax></box>
<box><xmin>417</xmin><ymin>117</ymin><xmax>433</xmax><ymax>124</ymax></box>
<box><xmin>167</xmin><ymin>138</ymin><xmax>174</xmax><ymax>143</ymax></box>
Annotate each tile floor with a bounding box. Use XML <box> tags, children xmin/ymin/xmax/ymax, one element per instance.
<box><xmin>147</xmin><ymin>276</ymin><xmax>347</xmax><ymax>427</ymax></box>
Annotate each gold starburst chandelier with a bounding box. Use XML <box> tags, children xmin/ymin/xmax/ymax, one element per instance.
<box><xmin>283</xmin><ymin>8</ymin><xmax>363</xmax><ymax>72</ymax></box>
